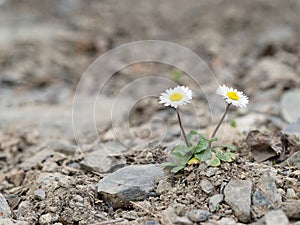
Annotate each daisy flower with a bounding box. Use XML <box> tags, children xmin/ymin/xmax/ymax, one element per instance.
<box><xmin>159</xmin><ymin>86</ymin><xmax>192</xmax><ymax>108</ymax></box>
<box><xmin>216</xmin><ymin>85</ymin><xmax>249</xmax><ymax>108</ymax></box>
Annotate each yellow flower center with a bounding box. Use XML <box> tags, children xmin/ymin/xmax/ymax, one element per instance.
<box><xmin>226</xmin><ymin>91</ymin><xmax>239</xmax><ymax>101</ymax></box>
<box><xmin>169</xmin><ymin>92</ymin><xmax>183</xmax><ymax>101</ymax></box>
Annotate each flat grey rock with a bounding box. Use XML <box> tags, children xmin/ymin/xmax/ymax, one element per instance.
<box><xmin>96</xmin><ymin>164</ymin><xmax>164</xmax><ymax>208</ymax></box>
<box><xmin>0</xmin><ymin>193</ymin><xmax>11</xmax><ymax>216</ymax></box>
<box><xmin>252</xmin><ymin>171</ymin><xmax>282</xmax><ymax>207</ymax></box>
<box><xmin>200</xmin><ymin>178</ymin><xmax>214</xmax><ymax>194</ymax></box>
<box><xmin>265</xmin><ymin>210</ymin><xmax>289</xmax><ymax>225</ymax></box>
<box><xmin>187</xmin><ymin>209</ymin><xmax>211</xmax><ymax>222</ymax></box>
<box><xmin>281</xmin><ymin>200</ymin><xmax>300</xmax><ymax>220</ymax></box>
<box><xmin>80</xmin><ymin>143</ymin><xmax>127</xmax><ymax>173</ymax></box>
<box><xmin>164</xmin><ymin>206</ymin><xmax>193</xmax><ymax>225</ymax></box>
<box><xmin>280</xmin><ymin>89</ymin><xmax>300</xmax><ymax>123</ymax></box>
<box><xmin>209</xmin><ymin>194</ymin><xmax>224</xmax><ymax>212</ymax></box>
<box><xmin>224</xmin><ymin>179</ymin><xmax>252</xmax><ymax>223</ymax></box>
<box><xmin>281</xmin><ymin>151</ymin><xmax>300</xmax><ymax>170</ymax></box>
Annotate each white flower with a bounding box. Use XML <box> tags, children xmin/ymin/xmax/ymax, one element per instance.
<box><xmin>217</xmin><ymin>85</ymin><xmax>249</xmax><ymax>108</ymax></box>
<box><xmin>159</xmin><ymin>86</ymin><xmax>192</xmax><ymax>108</ymax></box>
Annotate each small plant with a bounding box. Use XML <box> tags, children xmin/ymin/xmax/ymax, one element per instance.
<box><xmin>170</xmin><ymin>69</ymin><xmax>182</xmax><ymax>82</ymax></box>
<box><xmin>160</xmin><ymin>85</ymin><xmax>249</xmax><ymax>173</ymax></box>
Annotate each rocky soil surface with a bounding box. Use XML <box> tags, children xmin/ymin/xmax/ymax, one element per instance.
<box><xmin>0</xmin><ymin>0</ymin><xmax>300</xmax><ymax>224</ymax></box>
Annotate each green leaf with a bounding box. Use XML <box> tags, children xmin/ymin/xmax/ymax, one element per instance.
<box><xmin>221</xmin><ymin>144</ymin><xmax>237</xmax><ymax>152</ymax></box>
<box><xmin>171</xmin><ymin>165</ymin><xmax>185</xmax><ymax>174</ymax></box>
<box><xmin>208</xmin><ymin>137</ymin><xmax>218</xmax><ymax>143</ymax></box>
<box><xmin>227</xmin><ymin>152</ymin><xmax>236</xmax><ymax>160</ymax></box>
<box><xmin>170</xmin><ymin>69</ymin><xmax>182</xmax><ymax>82</ymax></box>
<box><xmin>194</xmin><ymin>140</ymin><xmax>208</xmax><ymax>154</ymax></box>
<box><xmin>206</xmin><ymin>157</ymin><xmax>220</xmax><ymax>167</ymax></box>
<box><xmin>195</xmin><ymin>149</ymin><xmax>212</xmax><ymax>161</ymax></box>
<box><xmin>229</xmin><ymin>118</ymin><xmax>237</xmax><ymax>128</ymax></box>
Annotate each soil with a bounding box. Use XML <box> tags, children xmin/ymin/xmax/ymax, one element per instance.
<box><xmin>0</xmin><ymin>0</ymin><xmax>300</xmax><ymax>225</ymax></box>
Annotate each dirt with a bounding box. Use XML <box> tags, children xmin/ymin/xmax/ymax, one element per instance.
<box><xmin>0</xmin><ymin>0</ymin><xmax>300</xmax><ymax>224</ymax></box>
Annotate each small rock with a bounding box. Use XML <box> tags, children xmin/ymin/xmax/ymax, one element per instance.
<box><xmin>224</xmin><ymin>179</ymin><xmax>252</xmax><ymax>223</ymax></box>
<box><xmin>52</xmin><ymin>142</ymin><xmax>77</xmax><ymax>156</ymax></box>
<box><xmin>39</xmin><ymin>213</ymin><xmax>52</xmax><ymax>225</ymax></box>
<box><xmin>281</xmin><ymin>200</ymin><xmax>300</xmax><ymax>220</ymax></box>
<box><xmin>0</xmin><ymin>193</ymin><xmax>11</xmax><ymax>216</ymax></box>
<box><xmin>209</xmin><ymin>194</ymin><xmax>224</xmax><ymax>212</ymax></box>
<box><xmin>42</xmin><ymin>161</ymin><xmax>58</xmax><ymax>172</ymax></box>
<box><xmin>283</xmin><ymin>118</ymin><xmax>300</xmax><ymax>139</ymax></box>
<box><xmin>200</xmin><ymin>179</ymin><xmax>214</xmax><ymax>194</ymax></box>
<box><xmin>164</xmin><ymin>206</ymin><xmax>193</xmax><ymax>225</ymax></box>
<box><xmin>74</xmin><ymin>195</ymin><xmax>84</xmax><ymax>203</ymax></box>
<box><xmin>205</xmin><ymin>167</ymin><xmax>219</xmax><ymax>177</ymax></box>
<box><xmin>5</xmin><ymin>170</ymin><xmax>25</xmax><ymax>186</ymax></box>
<box><xmin>96</xmin><ymin>164</ymin><xmax>164</xmax><ymax>208</ymax></box>
<box><xmin>143</xmin><ymin>220</ymin><xmax>161</xmax><ymax>225</ymax></box>
<box><xmin>212</xmin><ymin>217</ymin><xmax>241</xmax><ymax>225</ymax></box>
<box><xmin>187</xmin><ymin>209</ymin><xmax>211</xmax><ymax>222</ymax></box>
<box><xmin>293</xmin><ymin>221</ymin><xmax>300</xmax><ymax>225</ymax></box>
<box><xmin>280</xmin><ymin>89</ymin><xmax>300</xmax><ymax>123</ymax></box>
<box><xmin>34</xmin><ymin>189</ymin><xmax>46</xmax><ymax>200</ymax></box>
<box><xmin>36</xmin><ymin>172</ymin><xmax>71</xmax><ymax>188</ymax></box>
<box><xmin>265</xmin><ymin>210</ymin><xmax>289</xmax><ymax>225</ymax></box>
<box><xmin>173</xmin><ymin>203</ymin><xmax>186</xmax><ymax>216</ymax></box>
<box><xmin>281</xmin><ymin>151</ymin><xmax>300</xmax><ymax>170</ymax></box>
<box><xmin>80</xmin><ymin>145</ymin><xmax>126</xmax><ymax>173</ymax></box>
<box><xmin>252</xmin><ymin>171</ymin><xmax>282</xmax><ymax>208</ymax></box>
<box><xmin>156</xmin><ymin>180</ymin><xmax>172</xmax><ymax>195</ymax></box>
<box><xmin>286</xmin><ymin>188</ymin><xmax>296</xmax><ymax>199</ymax></box>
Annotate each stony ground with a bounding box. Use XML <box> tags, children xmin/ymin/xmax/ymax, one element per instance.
<box><xmin>0</xmin><ymin>0</ymin><xmax>300</xmax><ymax>225</ymax></box>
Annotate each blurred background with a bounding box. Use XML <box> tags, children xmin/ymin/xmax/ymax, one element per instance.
<box><xmin>0</xmin><ymin>0</ymin><xmax>299</xmax><ymax>142</ymax></box>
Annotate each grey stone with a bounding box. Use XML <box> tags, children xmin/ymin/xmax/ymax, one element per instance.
<box><xmin>280</xmin><ymin>90</ymin><xmax>300</xmax><ymax>123</ymax></box>
<box><xmin>164</xmin><ymin>206</ymin><xmax>193</xmax><ymax>225</ymax></box>
<box><xmin>0</xmin><ymin>193</ymin><xmax>11</xmax><ymax>216</ymax></box>
<box><xmin>265</xmin><ymin>210</ymin><xmax>289</xmax><ymax>225</ymax></box>
<box><xmin>80</xmin><ymin>144</ymin><xmax>126</xmax><ymax>173</ymax></box>
<box><xmin>252</xmin><ymin>171</ymin><xmax>282</xmax><ymax>208</ymax></box>
<box><xmin>224</xmin><ymin>179</ymin><xmax>252</xmax><ymax>223</ymax></box>
<box><xmin>19</xmin><ymin>145</ymin><xmax>56</xmax><ymax>170</ymax></box>
<box><xmin>74</xmin><ymin>195</ymin><xmax>84</xmax><ymax>203</ymax></box>
<box><xmin>173</xmin><ymin>203</ymin><xmax>186</xmax><ymax>216</ymax></box>
<box><xmin>187</xmin><ymin>209</ymin><xmax>211</xmax><ymax>222</ymax></box>
<box><xmin>209</xmin><ymin>194</ymin><xmax>224</xmax><ymax>212</ymax></box>
<box><xmin>34</xmin><ymin>189</ymin><xmax>46</xmax><ymax>200</ymax></box>
<box><xmin>286</xmin><ymin>188</ymin><xmax>296</xmax><ymax>199</ymax></box>
<box><xmin>156</xmin><ymin>180</ymin><xmax>172</xmax><ymax>195</ymax></box>
<box><xmin>36</xmin><ymin>172</ymin><xmax>71</xmax><ymax>188</ymax></box>
<box><xmin>205</xmin><ymin>167</ymin><xmax>219</xmax><ymax>177</ymax></box>
<box><xmin>0</xmin><ymin>218</ymin><xmax>14</xmax><ymax>225</ymax></box>
<box><xmin>212</xmin><ymin>217</ymin><xmax>242</xmax><ymax>225</ymax></box>
<box><xmin>293</xmin><ymin>221</ymin><xmax>300</xmax><ymax>225</ymax></box>
<box><xmin>143</xmin><ymin>220</ymin><xmax>161</xmax><ymax>225</ymax></box>
<box><xmin>39</xmin><ymin>213</ymin><xmax>53</xmax><ymax>225</ymax></box>
<box><xmin>281</xmin><ymin>200</ymin><xmax>300</xmax><ymax>220</ymax></box>
<box><xmin>200</xmin><ymin>178</ymin><xmax>214</xmax><ymax>194</ymax></box>
<box><xmin>96</xmin><ymin>164</ymin><xmax>164</xmax><ymax>208</ymax></box>
<box><xmin>283</xmin><ymin>118</ymin><xmax>300</xmax><ymax>139</ymax></box>
<box><xmin>281</xmin><ymin>151</ymin><xmax>300</xmax><ymax>170</ymax></box>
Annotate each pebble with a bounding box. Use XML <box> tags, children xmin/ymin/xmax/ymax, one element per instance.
<box><xmin>282</xmin><ymin>118</ymin><xmax>300</xmax><ymax>139</ymax></box>
<box><xmin>156</xmin><ymin>180</ymin><xmax>172</xmax><ymax>195</ymax></box>
<box><xmin>209</xmin><ymin>194</ymin><xmax>224</xmax><ymax>212</ymax></box>
<box><xmin>164</xmin><ymin>206</ymin><xmax>193</xmax><ymax>225</ymax></box>
<box><xmin>281</xmin><ymin>200</ymin><xmax>300</xmax><ymax>220</ymax></box>
<box><xmin>224</xmin><ymin>179</ymin><xmax>252</xmax><ymax>223</ymax></box>
<box><xmin>0</xmin><ymin>193</ymin><xmax>11</xmax><ymax>216</ymax></box>
<box><xmin>205</xmin><ymin>167</ymin><xmax>219</xmax><ymax>177</ymax></box>
<box><xmin>281</xmin><ymin>151</ymin><xmax>300</xmax><ymax>170</ymax></box>
<box><xmin>200</xmin><ymin>178</ymin><xmax>214</xmax><ymax>194</ymax></box>
<box><xmin>186</xmin><ymin>209</ymin><xmax>211</xmax><ymax>222</ymax></box>
<box><xmin>39</xmin><ymin>213</ymin><xmax>52</xmax><ymax>225</ymax></box>
<box><xmin>286</xmin><ymin>188</ymin><xmax>296</xmax><ymax>199</ymax></box>
<box><xmin>34</xmin><ymin>189</ymin><xmax>46</xmax><ymax>200</ymax></box>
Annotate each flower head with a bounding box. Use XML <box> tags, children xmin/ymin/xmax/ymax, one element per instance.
<box><xmin>217</xmin><ymin>85</ymin><xmax>249</xmax><ymax>108</ymax></box>
<box><xmin>159</xmin><ymin>86</ymin><xmax>192</xmax><ymax>108</ymax></box>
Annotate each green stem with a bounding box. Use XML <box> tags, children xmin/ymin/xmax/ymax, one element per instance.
<box><xmin>176</xmin><ymin>109</ymin><xmax>190</xmax><ymax>147</ymax></box>
<box><xmin>209</xmin><ymin>104</ymin><xmax>231</xmax><ymax>148</ymax></box>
